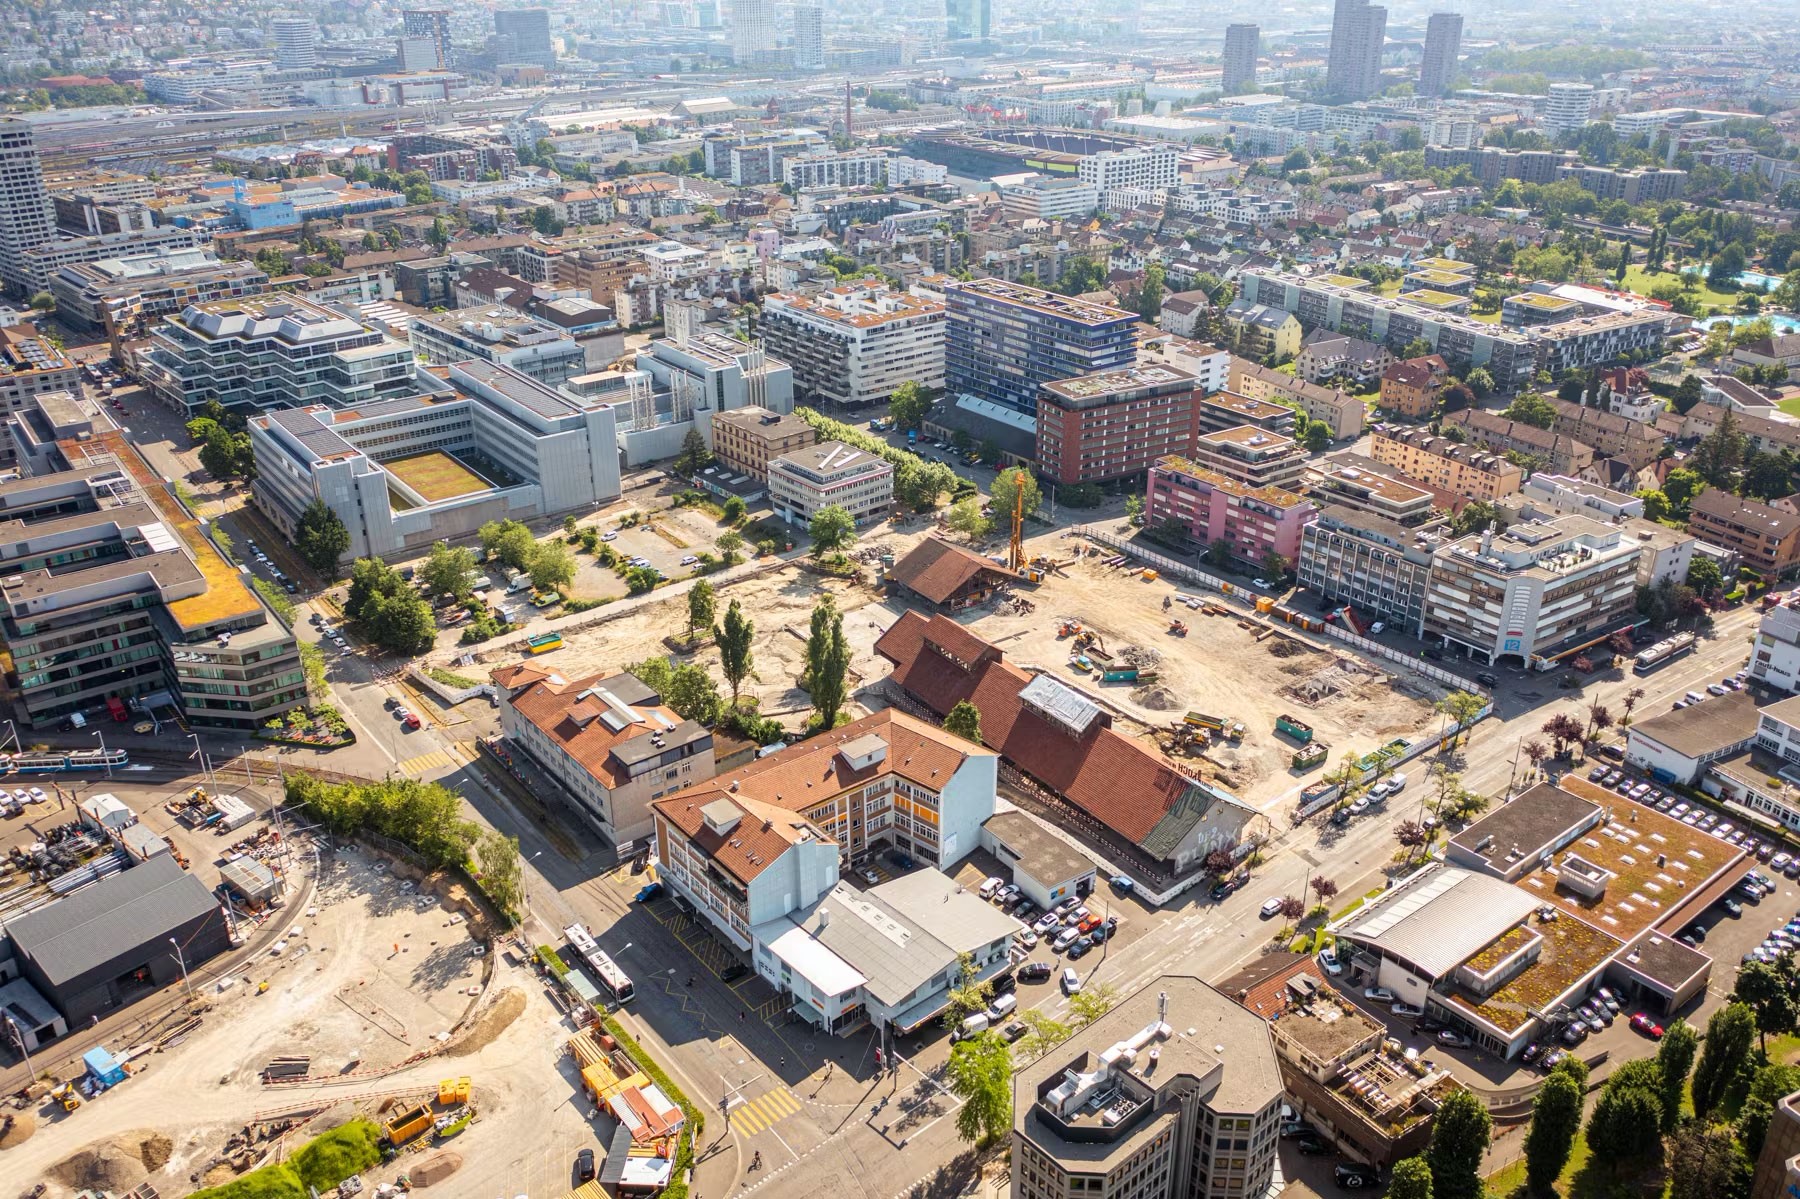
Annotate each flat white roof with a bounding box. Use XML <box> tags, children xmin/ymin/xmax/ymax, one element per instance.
<box><xmin>764</xmin><ymin>924</ymin><xmax>869</xmax><ymax>998</ymax></box>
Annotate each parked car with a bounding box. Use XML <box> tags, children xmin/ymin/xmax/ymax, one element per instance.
<box><xmin>1630</xmin><ymin>1013</ymin><xmax>1665</xmax><ymax>1039</ymax></box>
<box><xmin>1364</xmin><ymin>987</ymin><xmax>1396</xmax><ymax>1003</ymax></box>
<box><xmin>1061</xmin><ymin>967</ymin><xmax>1082</xmax><ymax>994</ymax></box>
<box><xmin>1014</xmin><ymin>930</ymin><xmax>1038</xmax><ymax>950</ymax></box>
<box><xmin>1110</xmin><ymin>875</ymin><xmax>1135</xmax><ymax>894</ymax></box>
<box><xmin>1019</xmin><ymin>962</ymin><xmax>1053</xmax><ymax>983</ymax></box>
<box><xmin>1520</xmin><ymin>1042</ymin><xmax>1544</xmax><ymax>1064</ymax></box>
<box><xmin>1319</xmin><ymin>947</ymin><xmax>1343</xmax><ymax>976</ymax></box>
<box><xmin>1561</xmin><ymin>1023</ymin><xmax>1588</xmax><ymax>1045</ymax></box>
<box><xmin>1392</xmin><ymin>1003</ymin><xmax>1424</xmax><ymax>1018</ymax></box>
<box><xmin>1052</xmin><ymin>927</ymin><xmax>1081</xmax><ymax>953</ymax></box>
<box><xmin>1437</xmin><ymin>1030</ymin><xmax>1471</xmax><ymax>1048</ymax></box>
<box><xmin>1296</xmin><ymin>1135</ymin><xmax>1329</xmax><ymax>1156</ymax></box>
<box><xmin>1211</xmin><ymin>875</ymin><xmax>1246</xmax><ymax>901</ymax></box>
<box><xmin>720</xmin><ymin>964</ymin><xmax>750</xmax><ymax>983</ymax></box>
<box><xmin>1259</xmin><ymin>897</ymin><xmax>1285</xmax><ymax>919</ymax></box>
<box><xmin>1723</xmin><ymin>899</ymin><xmax>1745</xmax><ymax>917</ymax></box>
<box><xmin>575</xmin><ymin>1147</ymin><xmax>596</xmax><ymax>1182</ymax></box>
<box><xmin>978</xmin><ymin>876</ymin><xmax>1005</xmax><ymax>899</ymax></box>
<box><xmin>1000</xmin><ymin>1021</ymin><xmax>1027</xmax><ymax>1043</ymax></box>
<box><xmin>1335</xmin><ymin>1164</ymin><xmax>1379</xmax><ymax>1190</ymax></box>
<box><xmin>1067</xmin><ymin>939</ymin><xmax>1093</xmax><ymax>961</ymax></box>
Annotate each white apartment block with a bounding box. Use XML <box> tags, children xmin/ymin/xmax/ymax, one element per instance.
<box><xmin>1752</xmin><ymin>596</ymin><xmax>1800</xmax><ymax>694</ymax></box>
<box><xmin>1423</xmin><ymin>514</ymin><xmax>1641</xmax><ymax>669</ymax></box>
<box><xmin>409</xmin><ymin>306</ymin><xmax>587</xmax><ymax>386</ymax></box>
<box><xmin>248</xmin><ymin>359</ymin><xmax>622</xmax><ymax>564</ymax></box>
<box><xmin>1077</xmin><ymin>144</ymin><xmax>1180</xmax><ymax>197</ymax></box>
<box><xmin>999</xmin><ymin>176</ymin><xmax>1100</xmax><ymax>222</ymax></box>
<box><xmin>760</xmin><ymin>282</ymin><xmax>945</xmax><ymax>408</ymax></box>
<box><xmin>0</xmin><ymin>119</ymin><xmax>55</xmax><ymax>298</ymax></box>
<box><xmin>141</xmin><ymin>295</ymin><xmax>416</xmax><ymax>415</ymax></box>
<box><xmin>783</xmin><ymin>149</ymin><xmax>892</xmax><ymax>190</ymax></box>
<box><xmin>769</xmin><ymin>440</ymin><xmax>893</xmax><ymax>527</ymax></box>
<box><xmin>1542</xmin><ymin>83</ymin><xmax>1595</xmax><ymax>134</ymax></box>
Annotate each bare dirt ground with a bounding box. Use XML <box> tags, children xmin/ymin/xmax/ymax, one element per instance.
<box><xmin>446</xmin><ymin>515</ymin><xmax>1447</xmax><ymax>812</ymax></box>
<box><xmin>954</xmin><ymin>530</ymin><xmax>1449</xmax><ymax>808</ymax></box>
<box><xmin>2</xmin><ymin>844</ymin><xmax>509</xmax><ymax>1198</ymax></box>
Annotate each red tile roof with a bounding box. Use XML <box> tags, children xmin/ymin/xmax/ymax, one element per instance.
<box><xmin>874</xmin><ymin>612</ymin><xmax>1215</xmax><ymax>853</ymax></box>
<box><xmin>888</xmin><ymin>536</ymin><xmax>1012</xmax><ymax>606</ymax></box>
<box><xmin>499</xmin><ymin>669</ymin><xmax>695</xmax><ymax>789</ymax></box>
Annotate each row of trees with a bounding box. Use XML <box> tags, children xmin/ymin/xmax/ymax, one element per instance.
<box><xmin>344</xmin><ymin>557</ymin><xmax>437</xmax><ymax>655</ymax></box>
<box><xmin>285</xmin><ymin>773</ymin><xmax>523</xmax><ymax>923</ymax></box>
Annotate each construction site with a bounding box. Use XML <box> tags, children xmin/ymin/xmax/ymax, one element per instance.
<box><xmin>440</xmin><ymin>498</ymin><xmax>1449</xmax><ymax>815</ymax></box>
<box><xmin>0</xmin><ymin>835</ymin><xmax>598</xmax><ymax>1199</ymax></box>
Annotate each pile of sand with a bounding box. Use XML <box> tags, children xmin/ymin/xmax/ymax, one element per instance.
<box><xmin>139</xmin><ymin>1132</ymin><xmax>174</xmax><ymax>1172</ymax></box>
<box><xmin>411</xmin><ymin>1151</ymin><xmax>463</xmax><ymax>1186</ymax></box>
<box><xmin>0</xmin><ymin>1110</ymin><xmax>35</xmax><ymax>1149</ymax></box>
<box><xmin>443</xmin><ymin>987</ymin><xmax>524</xmax><ymax>1058</ymax></box>
<box><xmin>49</xmin><ymin>1134</ymin><xmax>155</xmax><ymax>1192</ymax></box>
<box><xmin>1133</xmin><ymin>684</ymin><xmax>1179</xmax><ymax>710</ymax></box>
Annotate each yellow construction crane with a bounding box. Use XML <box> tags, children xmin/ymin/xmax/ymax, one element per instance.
<box><xmin>1008</xmin><ymin>484</ymin><xmax>1024</xmax><ymax>573</ymax></box>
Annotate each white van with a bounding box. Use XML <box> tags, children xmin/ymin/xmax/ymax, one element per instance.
<box><xmin>954</xmin><ymin>1013</ymin><xmax>990</xmax><ymax>1042</ymax></box>
<box><xmin>987</xmin><ymin>993</ymin><xmax>1018</xmax><ymax>1021</ymax></box>
<box><xmin>1684</xmin><ymin>691</ymin><xmax>1705</xmax><ymax>705</ymax></box>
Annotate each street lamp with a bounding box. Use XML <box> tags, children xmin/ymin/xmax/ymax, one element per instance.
<box><xmin>4</xmin><ymin>1012</ymin><xmax>33</xmax><ymax>1082</ymax></box>
<box><xmin>168</xmin><ymin>937</ymin><xmax>192</xmax><ymax>998</ymax></box>
<box><xmin>91</xmin><ymin>729</ymin><xmax>112</xmax><ymax>778</ymax></box>
<box><xmin>189</xmin><ymin>732</ymin><xmax>217</xmax><ymax>793</ymax></box>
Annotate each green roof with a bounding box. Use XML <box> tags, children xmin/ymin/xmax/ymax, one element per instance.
<box><xmin>1405</xmin><ymin>289</ymin><xmax>1471</xmax><ymax>309</ymax></box>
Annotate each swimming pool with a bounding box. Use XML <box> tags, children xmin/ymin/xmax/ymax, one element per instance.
<box><xmin>1680</xmin><ymin>267</ymin><xmax>1787</xmax><ymax>292</ymax></box>
<box><xmin>1697</xmin><ymin>312</ymin><xmax>1800</xmax><ymax>335</ymax></box>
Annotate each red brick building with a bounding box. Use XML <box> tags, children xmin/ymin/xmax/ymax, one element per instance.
<box><xmin>1034</xmin><ymin>363</ymin><xmax>1202</xmax><ymax>486</ymax></box>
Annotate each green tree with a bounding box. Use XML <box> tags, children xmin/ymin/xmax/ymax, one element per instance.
<box><xmin>943</xmin><ymin>700</ymin><xmax>982</xmax><ymax>744</ymax></box>
<box><xmin>1709</xmin><ymin>243</ymin><xmax>1747</xmax><ymax>289</ymax></box>
<box><xmin>889</xmin><ymin>380</ymin><xmax>932</xmax><ymax>430</ymax></box>
<box><xmin>630</xmin><ymin>656</ymin><xmax>722</xmax><ymax>723</ymax></box>
<box><xmin>1668</xmin><ymin>1122</ymin><xmax>1753</xmax><ymax>1199</ymax></box>
<box><xmin>989</xmin><ymin>467</ymin><xmax>1042</xmax><ymax>522</ymax></box>
<box><xmin>1636</xmin><ymin>489</ymin><xmax>1672</xmax><ymax>522</ymax></box>
<box><xmin>479</xmin><ymin>519</ymin><xmax>538</xmax><ymax>573</ymax></box>
<box><xmin>474</xmin><ymin>830</ymin><xmax>524</xmax><ymax>925</ymax></box>
<box><xmin>1692</xmin><ymin>408</ymin><xmax>1749</xmax><ymax>488</ymax></box>
<box><xmin>1450</xmin><ymin>500</ymin><xmax>1505</xmax><ymax>537</ymax></box>
<box><xmin>809</xmin><ymin>504</ymin><xmax>857</xmax><ymax>555</ymax></box>
<box><xmin>1390</xmin><ymin>1156</ymin><xmax>1434</xmax><ymax>1199</ymax></box>
<box><xmin>1012</xmin><ymin>1010</ymin><xmax>1073</xmax><ymax>1060</ymax></box>
<box><xmin>943</xmin><ymin>951</ymin><xmax>994</xmax><ymax>1024</ymax></box>
<box><xmin>421</xmin><ymin>540</ymin><xmax>477</xmax><ymax>601</ymax></box>
<box><xmin>945</xmin><ymin>1032</ymin><xmax>1013</xmax><ymax>1147</ymax></box>
<box><xmin>1138</xmin><ymin>263</ymin><xmax>1165</xmax><ymax>322</ymax></box>
<box><xmin>1524</xmin><ymin>1069</ymin><xmax>1583</xmax><ymax>1195</ymax></box>
<box><xmin>1686</xmin><ymin>555</ymin><xmax>1726</xmax><ymax>595</ymax></box>
<box><xmin>345</xmin><ymin>556</ymin><xmax>405</xmax><ymax>621</ymax></box>
<box><xmin>687</xmin><ymin>578</ymin><xmax>716</xmax><ymax>642</ymax></box>
<box><xmin>1587</xmin><ymin>1058</ymin><xmax>1665</xmax><ymax>1172</ymax></box>
<box><xmin>1743</xmin><ymin>450</ymin><xmax>1796</xmax><ymax>501</ymax></box>
<box><xmin>1739</xmin><ymin>1097</ymin><xmax>1776</xmax><ymax>1158</ymax></box>
<box><xmin>199</xmin><ymin>422</ymin><xmax>244</xmax><ymax>480</ymax></box>
<box><xmin>1125</xmin><ymin>494</ymin><xmax>1145</xmax><ymax>525</ymax></box>
<box><xmin>295</xmin><ymin>499</ymin><xmax>352</xmax><ymax>576</ymax></box>
<box><xmin>1260</xmin><ymin>551</ymin><xmax>1290</xmax><ymax>584</ymax></box>
<box><xmin>1425</xmin><ymin>1089</ymin><xmax>1491</xmax><ymax>1199</ymax></box>
<box><xmin>1664</xmin><ymin>467</ymin><xmax>1707</xmax><ymax>512</ymax></box>
<box><xmin>1465</xmin><ymin>367</ymin><xmax>1495</xmax><ymax>398</ymax></box>
<box><xmin>946</xmin><ymin>495</ymin><xmax>992</xmax><ymax>538</ymax></box>
<box><xmin>1656</xmin><ymin>1019</ymin><xmax>1699</xmax><ymax>1131</ymax></box>
<box><xmin>364</xmin><ymin>587</ymin><xmax>436</xmax><ymax>655</ymax></box>
<box><xmin>1302</xmin><ymin>423</ymin><xmax>1332</xmax><ymax>452</ymax></box>
<box><xmin>715</xmin><ymin>599</ymin><xmax>755</xmax><ymax>705</ymax></box>
<box><xmin>527</xmin><ymin>540</ymin><xmax>575</xmax><ymax>591</ymax></box>
<box><xmin>721</xmin><ymin>495</ymin><xmax>747</xmax><ymax>524</ymax></box>
<box><xmin>1068</xmin><ymin>983</ymin><xmax>1118</xmax><ymax>1028</ymax></box>
<box><xmin>624</xmin><ymin>565</ymin><xmax>660</xmax><ymax>593</ymax></box>
<box><xmin>298</xmin><ymin>641</ymin><xmax>328</xmax><ymax>698</ymax></box>
<box><xmin>674</xmin><ymin>427</ymin><xmax>712</xmax><ymax>475</ymax></box>
<box><xmin>1735</xmin><ymin>957</ymin><xmax>1798</xmax><ymax>1050</ymax></box>
<box><xmin>1502</xmin><ymin>392</ymin><xmax>1559</xmax><ymax>429</ymax></box>
<box><xmin>804</xmin><ymin>594</ymin><xmax>850</xmax><ymax>728</ymax></box>
<box><xmin>1692</xmin><ymin>1002</ymin><xmax>1757</xmax><ymax>1118</ymax></box>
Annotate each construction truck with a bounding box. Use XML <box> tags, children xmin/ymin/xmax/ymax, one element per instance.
<box><xmin>1185</xmin><ymin>712</ymin><xmax>1245</xmax><ymax>740</ymax></box>
<box><xmin>1102</xmin><ymin>667</ymin><xmax>1156</xmax><ymax>683</ymax></box>
<box><xmin>1168</xmin><ymin>619</ymin><xmax>1188</xmax><ymax>636</ymax></box>
<box><xmin>51</xmin><ymin>1083</ymin><xmax>81</xmax><ymax>1112</ymax></box>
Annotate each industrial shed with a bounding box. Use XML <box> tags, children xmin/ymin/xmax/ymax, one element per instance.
<box><xmin>5</xmin><ymin>855</ymin><xmax>232</xmax><ymax>1025</ymax></box>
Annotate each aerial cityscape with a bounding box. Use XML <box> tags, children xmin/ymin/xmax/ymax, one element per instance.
<box><xmin>1</xmin><ymin>1</ymin><xmax>1800</xmax><ymax>1197</ymax></box>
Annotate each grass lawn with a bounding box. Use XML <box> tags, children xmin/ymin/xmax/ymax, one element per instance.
<box><xmin>1618</xmin><ymin>264</ymin><xmax>1741</xmax><ymax>315</ymax></box>
<box><xmin>1487</xmin><ymin>1130</ymin><xmax>1594</xmax><ymax>1198</ymax></box>
<box><xmin>1778</xmin><ymin>396</ymin><xmax>1800</xmax><ymax>418</ymax></box>
<box><xmin>1470</xmin><ymin>308</ymin><xmax>1502</xmax><ymax>324</ymax></box>
<box><xmin>191</xmin><ymin>1118</ymin><xmax>381</xmax><ymax>1199</ymax></box>
<box><xmin>387</xmin><ymin>450</ymin><xmax>493</xmax><ymax>502</ymax></box>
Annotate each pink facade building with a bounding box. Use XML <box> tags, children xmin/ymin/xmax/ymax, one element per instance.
<box><xmin>1145</xmin><ymin>454</ymin><xmax>1317</xmax><ymax>567</ymax></box>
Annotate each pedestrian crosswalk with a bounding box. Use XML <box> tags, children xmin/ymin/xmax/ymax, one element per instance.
<box><xmin>730</xmin><ymin>1088</ymin><xmax>801</xmax><ymax>1136</ymax></box>
<box><xmin>398</xmin><ymin>749</ymin><xmax>456</xmax><ymax>775</ymax></box>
